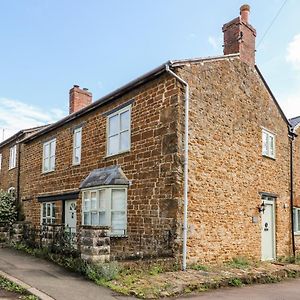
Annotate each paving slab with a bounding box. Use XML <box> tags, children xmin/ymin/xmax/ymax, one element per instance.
<box><xmin>0</xmin><ymin>247</ymin><xmax>132</xmax><ymax>300</ymax></box>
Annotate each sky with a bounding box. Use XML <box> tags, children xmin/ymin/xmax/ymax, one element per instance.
<box><xmin>0</xmin><ymin>0</ymin><xmax>299</xmax><ymax>141</ymax></box>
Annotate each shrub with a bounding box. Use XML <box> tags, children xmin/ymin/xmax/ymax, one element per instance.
<box><xmin>0</xmin><ymin>190</ymin><xmax>17</xmax><ymax>225</ymax></box>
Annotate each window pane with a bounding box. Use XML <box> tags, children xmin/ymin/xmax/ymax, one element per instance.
<box><xmin>47</xmin><ymin>204</ymin><xmax>51</xmax><ymax>217</ymax></box>
<box><xmin>44</xmin><ymin>144</ymin><xmax>50</xmax><ymax>158</ymax></box>
<box><xmin>43</xmin><ymin>204</ymin><xmax>46</xmax><ymax>218</ymax></box>
<box><xmin>109</xmin><ymin>115</ymin><xmax>119</xmax><ymax>136</ymax></box>
<box><xmin>50</xmin><ymin>156</ymin><xmax>55</xmax><ymax>170</ymax></box>
<box><xmin>99</xmin><ymin>190</ymin><xmax>106</xmax><ymax>210</ymax></box>
<box><xmin>84</xmin><ymin>199</ymin><xmax>90</xmax><ymax>211</ymax></box>
<box><xmin>84</xmin><ymin>213</ymin><xmax>90</xmax><ymax>225</ymax></box>
<box><xmin>108</xmin><ymin>135</ymin><xmax>119</xmax><ymax>155</ymax></box>
<box><xmin>74</xmin><ymin>147</ymin><xmax>81</xmax><ymax>163</ymax></box>
<box><xmin>52</xmin><ymin>204</ymin><xmax>55</xmax><ymax>219</ymax></box>
<box><xmin>297</xmin><ymin>210</ymin><xmax>300</xmax><ymax>232</ymax></box>
<box><xmin>75</xmin><ymin>130</ymin><xmax>81</xmax><ymax>147</ymax></box>
<box><xmin>99</xmin><ymin>212</ymin><xmax>106</xmax><ymax>226</ymax></box>
<box><xmin>50</xmin><ymin>140</ymin><xmax>56</xmax><ymax>156</ymax></box>
<box><xmin>120</xmin><ymin>131</ymin><xmax>129</xmax><ymax>151</ymax></box>
<box><xmin>269</xmin><ymin>135</ymin><xmax>274</xmax><ymax>157</ymax></box>
<box><xmin>91</xmin><ymin>212</ymin><xmax>98</xmax><ymax>225</ymax></box>
<box><xmin>112</xmin><ymin>189</ymin><xmax>125</xmax><ymax>210</ymax></box>
<box><xmin>120</xmin><ymin>110</ymin><xmax>130</xmax><ymax>131</ymax></box>
<box><xmin>262</xmin><ymin>131</ymin><xmax>268</xmax><ymax>155</ymax></box>
<box><xmin>91</xmin><ymin>192</ymin><xmax>97</xmax><ymax>210</ymax></box>
<box><xmin>111</xmin><ymin>212</ymin><xmax>125</xmax><ymax>234</ymax></box>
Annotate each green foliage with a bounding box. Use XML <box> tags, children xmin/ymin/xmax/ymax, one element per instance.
<box><xmin>0</xmin><ymin>190</ymin><xmax>17</xmax><ymax>224</ymax></box>
<box><xmin>86</xmin><ymin>261</ymin><xmax>119</xmax><ymax>282</ymax></box>
<box><xmin>148</xmin><ymin>265</ymin><xmax>163</xmax><ymax>275</ymax></box>
<box><xmin>189</xmin><ymin>264</ymin><xmax>209</xmax><ymax>271</ymax></box>
<box><xmin>0</xmin><ymin>276</ymin><xmax>25</xmax><ymax>293</ymax></box>
<box><xmin>228</xmin><ymin>278</ymin><xmax>243</xmax><ymax>287</ymax></box>
<box><xmin>227</xmin><ymin>257</ymin><xmax>250</xmax><ymax>269</ymax></box>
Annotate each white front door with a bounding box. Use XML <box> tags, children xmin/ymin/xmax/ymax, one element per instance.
<box><xmin>261</xmin><ymin>198</ymin><xmax>275</xmax><ymax>261</ymax></box>
<box><xmin>65</xmin><ymin>200</ymin><xmax>77</xmax><ymax>233</ymax></box>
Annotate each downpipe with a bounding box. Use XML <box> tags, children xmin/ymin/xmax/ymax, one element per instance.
<box><xmin>165</xmin><ymin>64</ymin><xmax>189</xmax><ymax>271</ymax></box>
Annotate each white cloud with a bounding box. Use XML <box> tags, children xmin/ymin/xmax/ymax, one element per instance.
<box><xmin>0</xmin><ymin>98</ymin><xmax>65</xmax><ymax>141</ymax></box>
<box><xmin>208</xmin><ymin>36</ymin><xmax>218</xmax><ymax>49</ymax></box>
<box><xmin>279</xmin><ymin>89</ymin><xmax>300</xmax><ymax>119</ymax></box>
<box><xmin>286</xmin><ymin>34</ymin><xmax>300</xmax><ymax>69</ymax></box>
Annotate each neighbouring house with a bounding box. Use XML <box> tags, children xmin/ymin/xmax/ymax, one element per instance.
<box><xmin>0</xmin><ymin>5</ymin><xmax>295</xmax><ymax>265</ymax></box>
<box><xmin>0</xmin><ymin>126</ymin><xmax>48</xmax><ymax>218</ymax></box>
<box><xmin>289</xmin><ymin>116</ymin><xmax>300</xmax><ymax>254</ymax></box>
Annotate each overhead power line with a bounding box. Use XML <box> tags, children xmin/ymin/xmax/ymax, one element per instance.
<box><xmin>257</xmin><ymin>0</ymin><xmax>288</xmax><ymax>49</ymax></box>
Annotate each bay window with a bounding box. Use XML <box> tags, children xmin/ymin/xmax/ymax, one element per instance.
<box><xmin>82</xmin><ymin>187</ymin><xmax>127</xmax><ymax>235</ymax></box>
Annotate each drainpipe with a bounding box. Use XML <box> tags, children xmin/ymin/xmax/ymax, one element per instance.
<box><xmin>16</xmin><ymin>142</ymin><xmax>21</xmax><ymax>221</ymax></box>
<box><xmin>290</xmin><ymin>131</ymin><xmax>296</xmax><ymax>258</ymax></box>
<box><xmin>165</xmin><ymin>64</ymin><xmax>189</xmax><ymax>271</ymax></box>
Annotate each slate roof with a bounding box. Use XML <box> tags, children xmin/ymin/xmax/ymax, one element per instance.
<box><xmin>289</xmin><ymin>116</ymin><xmax>300</xmax><ymax>129</ymax></box>
<box><xmin>79</xmin><ymin>165</ymin><xmax>129</xmax><ymax>189</ymax></box>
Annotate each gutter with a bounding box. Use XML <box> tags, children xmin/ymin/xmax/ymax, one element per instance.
<box><xmin>165</xmin><ymin>64</ymin><xmax>189</xmax><ymax>271</ymax></box>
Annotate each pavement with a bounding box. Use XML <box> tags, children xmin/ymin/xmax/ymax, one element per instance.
<box><xmin>183</xmin><ymin>278</ymin><xmax>300</xmax><ymax>300</ymax></box>
<box><xmin>0</xmin><ymin>247</ymin><xmax>132</xmax><ymax>300</ymax></box>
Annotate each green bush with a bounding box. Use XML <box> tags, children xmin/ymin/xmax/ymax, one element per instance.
<box><xmin>0</xmin><ymin>190</ymin><xmax>17</xmax><ymax>225</ymax></box>
<box><xmin>86</xmin><ymin>261</ymin><xmax>119</xmax><ymax>282</ymax></box>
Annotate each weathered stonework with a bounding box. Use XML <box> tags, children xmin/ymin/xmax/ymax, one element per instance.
<box><xmin>80</xmin><ymin>226</ymin><xmax>110</xmax><ymax>262</ymax></box>
<box><xmin>176</xmin><ymin>58</ymin><xmax>292</xmax><ymax>263</ymax></box>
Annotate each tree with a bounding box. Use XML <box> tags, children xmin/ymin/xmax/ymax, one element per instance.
<box><xmin>0</xmin><ymin>190</ymin><xmax>17</xmax><ymax>225</ymax></box>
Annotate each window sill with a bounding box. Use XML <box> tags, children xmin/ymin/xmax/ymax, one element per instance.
<box><xmin>8</xmin><ymin>167</ymin><xmax>16</xmax><ymax>171</ymax></box>
<box><xmin>72</xmin><ymin>162</ymin><xmax>81</xmax><ymax>167</ymax></box>
<box><xmin>109</xmin><ymin>234</ymin><xmax>128</xmax><ymax>238</ymax></box>
<box><xmin>294</xmin><ymin>232</ymin><xmax>300</xmax><ymax>236</ymax></box>
<box><xmin>42</xmin><ymin>170</ymin><xmax>55</xmax><ymax>175</ymax></box>
<box><xmin>262</xmin><ymin>155</ymin><xmax>276</xmax><ymax>161</ymax></box>
<box><xmin>105</xmin><ymin>150</ymin><xmax>130</xmax><ymax>159</ymax></box>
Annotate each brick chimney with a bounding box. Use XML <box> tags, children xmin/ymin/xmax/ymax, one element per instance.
<box><xmin>222</xmin><ymin>4</ymin><xmax>256</xmax><ymax>66</ymax></box>
<box><xmin>69</xmin><ymin>85</ymin><xmax>92</xmax><ymax>114</ymax></box>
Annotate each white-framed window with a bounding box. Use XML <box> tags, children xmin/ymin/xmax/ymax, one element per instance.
<box><xmin>107</xmin><ymin>105</ymin><xmax>131</xmax><ymax>156</ymax></box>
<box><xmin>0</xmin><ymin>153</ymin><xmax>2</xmax><ymax>170</ymax></box>
<box><xmin>82</xmin><ymin>187</ymin><xmax>127</xmax><ymax>236</ymax></box>
<box><xmin>262</xmin><ymin>129</ymin><xmax>275</xmax><ymax>159</ymax></box>
<box><xmin>9</xmin><ymin>145</ymin><xmax>17</xmax><ymax>170</ymax></box>
<box><xmin>41</xmin><ymin>202</ymin><xmax>56</xmax><ymax>224</ymax></box>
<box><xmin>73</xmin><ymin>127</ymin><xmax>82</xmax><ymax>165</ymax></box>
<box><xmin>293</xmin><ymin>207</ymin><xmax>300</xmax><ymax>234</ymax></box>
<box><xmin>42</xmin><ymin>139</ymin><xmax>56</xmax><ymax>173</ymax></box>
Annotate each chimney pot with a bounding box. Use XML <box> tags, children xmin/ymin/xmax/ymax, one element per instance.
<box><xmin>83</xmin><ymin>88</ymin><xmax>89</xmax><ymax>91</ymax></box>
<box><xmin>73</xmin><ymin>84</ymin><xmax>80</xmax><ymax>88</ymax></box>
<box><xmin>240</xmin><ymin>4</ymin><xmax>250</xmax><ymax>23</ymax></box>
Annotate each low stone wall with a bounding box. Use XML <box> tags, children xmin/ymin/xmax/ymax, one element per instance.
<box><xmin>80</xmin><ymin>226</ymin><xmax>110</xmax><ymax>262</ymax></box>
<box><xmin>0</xmin><ymin>223</ymin><xmax>10</xmax><ymax>242</ymax></box>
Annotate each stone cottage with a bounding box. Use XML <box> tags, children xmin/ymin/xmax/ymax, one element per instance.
<box><xmin>0</xmin><ymin>126</ymin><xmax>47</xmax><ymax>217</ymax></box>
<box><xmin>0</xmin><ymin>5</ymin><xmax>294</xmax><ymax>266</ymax></box>
<box><xmin>288</xmin><ymin>116</ymin><xmax>300</xmax><ymax>254</ymax></box>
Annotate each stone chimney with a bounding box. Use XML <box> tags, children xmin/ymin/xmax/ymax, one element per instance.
<box><xmin>69</xmin><ymin>85</ymin><xmax>92</xmax><ymax>114</ymax></box>
<box><xmin>222</xmin><ymin>4</ymin><xmax>256</xmax><ymax>66</ymax></box>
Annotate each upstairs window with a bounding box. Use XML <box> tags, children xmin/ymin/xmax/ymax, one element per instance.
<box><xmin>262</xmin><ymin>129</ymin><xmax>275</xmax><ymax>159</ymax></box>
<box><xmin>73</xmin><ymin>127</ymin><xmax>82</xmax><ymax>165</ymax></box>
<box><xmin>107</xmin><ymin>106</ymin><xmax>131</xmax><ymax>156</ymax></box>
<box><xmin>294</xmin><ymin>207</ymin><xmax>300</xmax><ymax>234</ymax></box>
<box><xmin>43</xmin><ymin>139</ymin><xmax>56</xmax><ymax>173</ymax></box>
<box><xmin>41</xmin><ymin>202</ymin><xmax>56</xmax><ymax>224</ymax></box>
<box><xmin>82</xmin><ymin>187</ymin><xmax>127</xmax><ymax>236</ymax></box>
<box><xmin>0</xmin><ymin>153</ymin><xmax>2</xmax><ymax>170</ymax></box>
<box><xmin>9</xmin><ymin>145</ymin><xmax>17</xmax><ymax>170</ymax></box>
